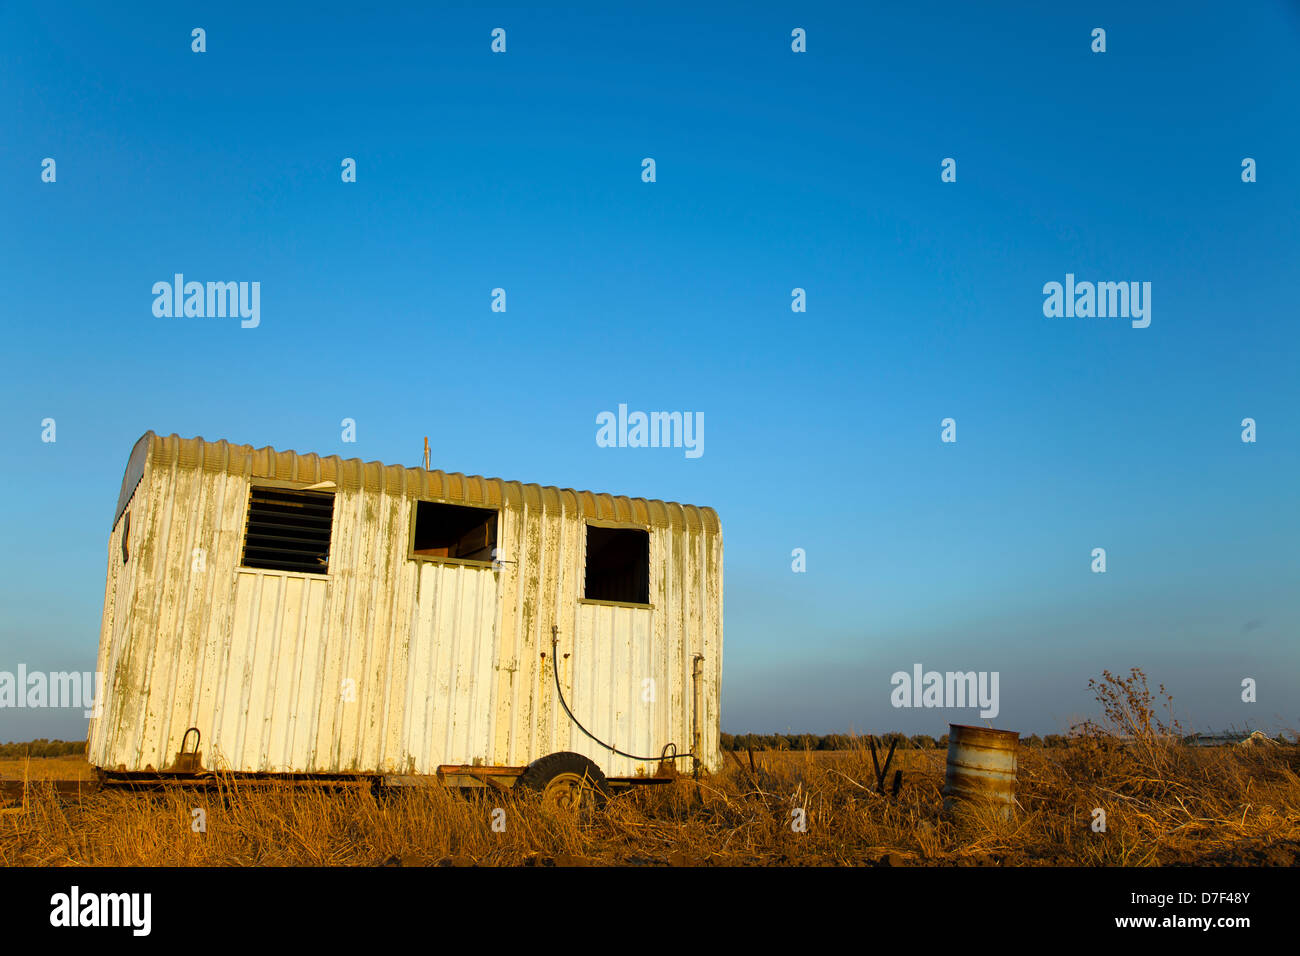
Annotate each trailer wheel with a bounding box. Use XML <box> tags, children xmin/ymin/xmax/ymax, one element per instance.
<box><xmin>517</xmin><ymin>752</ymin><xmax>608</xmax><ymax>811</ymax></box>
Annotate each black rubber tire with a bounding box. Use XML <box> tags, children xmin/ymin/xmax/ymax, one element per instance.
<box><xmin>517</xmin><ymin>752</ymin><xmax>609</xmax><ymax>810</ymax></box>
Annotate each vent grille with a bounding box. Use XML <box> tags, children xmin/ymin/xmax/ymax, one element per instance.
<box><xmin>241</xmin><ymin>488</ymin><xmax>335</xmax><ymax>574</ymax></box>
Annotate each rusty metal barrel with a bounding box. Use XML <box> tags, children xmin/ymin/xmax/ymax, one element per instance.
<box><xmin>942</xmin><ymin>724</ymin><xmax>1019</xmax><ymax>819</ymax></box>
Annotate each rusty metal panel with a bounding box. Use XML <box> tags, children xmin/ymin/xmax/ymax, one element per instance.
<box><xmin>400</xmin><ymin>559</ymin><xmax>500</xmax><ymax>773</ymax></box>
<box><xmin>942</xmin><ymin>724</ymin><xmax>1019</xmax><ymax>818</ymax></box>
<box><xmin>570</xmin><ymin>601</ymin><xmax>655</xmax><ymax>776</ymax></box>
<box><xmin>88</xmin><ymin>432</ymin><xmax>724</xmax><ymax>778</ymax></box>
<box><xmin>214</xmin><ymin>570</ymin><xmax>332</xmax><ymax>770</ymax></box>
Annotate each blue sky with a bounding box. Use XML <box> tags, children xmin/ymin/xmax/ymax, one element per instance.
<box><xmin>2</xmin><ymin>2</ymin><xmax>1298</xmax><ymax>742</ymax></box>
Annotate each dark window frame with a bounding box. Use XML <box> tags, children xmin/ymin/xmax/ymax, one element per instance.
<box><xmin>408</xmin><ymin>499</ymin><xmax>499</xmax><ymax>568</ymax></box>
<box><xmin>581</xmin><ymin>523</ymin><xmax>652</xmax><ymax>607</ymax></box>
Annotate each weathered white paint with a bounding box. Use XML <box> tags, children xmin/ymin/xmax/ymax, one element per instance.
<box><xmin>88</xmin><ymin>433</ymin><xmax>723</xmax><ymax>778</ymax></box>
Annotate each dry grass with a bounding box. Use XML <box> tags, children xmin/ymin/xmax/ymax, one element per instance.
<box><xmin>4</xmin><ymin>672</ymin><xmax>1296</xmax><ymax>866</ymax></box>
<box><xmin>0</xmin><ymin>755</ymin><xmax>94</xmax><ymax>782</ymax></box>
<box><xmin>1</xmin><ymin>741</ymin><xmax>1296</xmax><ymax>866</ymax></box>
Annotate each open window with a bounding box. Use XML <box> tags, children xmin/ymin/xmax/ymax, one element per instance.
<box><xmin>241</xmin><ymin>487</ymin><xmax>335</xmax><ymax>574</ymax></box>
<box><xmin>411</xmin><ymin>501</ymin><xmax>497</xmax><ymax>563</ymax></box>
<box><xmin>584</xmin><ymin>525</ymin><xmax>649</xmax><ymax>604</ymax></box>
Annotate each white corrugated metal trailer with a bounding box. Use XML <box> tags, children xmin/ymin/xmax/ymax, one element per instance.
<box><xmin>87</xmin><ymin>432</ymin><xmax>723</xmax><ymax>805</ymax></box>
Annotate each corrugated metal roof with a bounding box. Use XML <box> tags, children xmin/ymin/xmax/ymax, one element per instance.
<box><xmin>113</xmin><ymin>432</ymin><xmax>152</xmax><ymax>527</ymax></box>
<box><xmin>126</xmin><ymin>431</ymin><xmax>720</xmax><ymax>533</ymax></box>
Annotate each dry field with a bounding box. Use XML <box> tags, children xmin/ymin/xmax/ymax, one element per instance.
<box><xmin>0</xmin><ymin>755</ymin><xmax>94</xmax><ymax>782</ymax></box>
<box><xmin>3</xmin><ymin>672</ymin><xmax>1297</xmax><ymax>866</ymax></box>
<box><xmin>1</xmin><ymin>741</ymin><xmax>1297</xmax><ymax>867</ymax></box>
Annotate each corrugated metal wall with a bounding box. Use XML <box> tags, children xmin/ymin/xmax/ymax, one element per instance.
<box><xmin>88</xmin><ymin>435</ymin><xmax>723</xmax><ymax>779</ymax></box>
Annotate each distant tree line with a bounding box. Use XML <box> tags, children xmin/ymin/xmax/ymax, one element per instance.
<box><xmin>0</xmin><ymin>739</ymin><xmax>87</xmax><ymax>759</ymax></box>
<box><xmin>720</xmin><ymin>733</ymin><xmax>1072</xmax><ymax>751</ymax></box>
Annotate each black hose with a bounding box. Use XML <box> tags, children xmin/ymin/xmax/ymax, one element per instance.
<box><xmin>550</xmin><ymin>631</ymin><xmax>696</xmax><ymax>763</ymax></box>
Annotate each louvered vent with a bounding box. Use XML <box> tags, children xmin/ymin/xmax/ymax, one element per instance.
<box><xmin>241</xmin><ymin>488</ymin><xmax>334</xmax><ymax>574</ymax></box>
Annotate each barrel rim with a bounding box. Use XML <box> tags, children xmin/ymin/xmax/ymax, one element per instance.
<box><xmin>948</xmin><ymin>723</ymin><xmax>1019</xmax><ymax>740</ymax></box>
